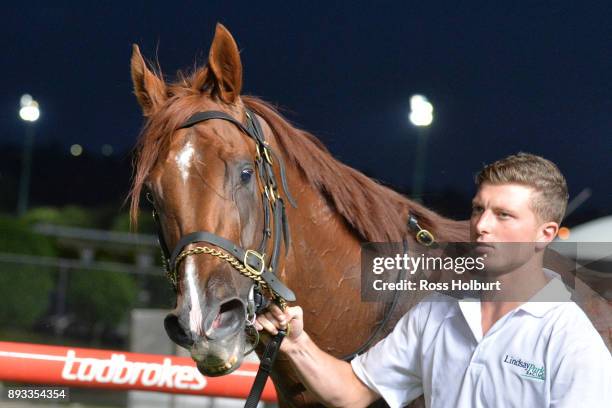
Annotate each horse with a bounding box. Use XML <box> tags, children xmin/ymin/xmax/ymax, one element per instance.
<box><xmin>128</xmin><ymin>24</ymin><xmax>610</xmax><ymax>407</ymax></box>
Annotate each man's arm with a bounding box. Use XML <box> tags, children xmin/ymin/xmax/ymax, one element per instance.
<box><xmin>256</xmin><ymin>305</ymin><xmax>379</xmax><ymax>408</ymax></box>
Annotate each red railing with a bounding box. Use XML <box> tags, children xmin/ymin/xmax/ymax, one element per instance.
<box><xmin>0</xmin><ymin>341</ymin><xmax>277</xmax><ymax>401</ymax></box>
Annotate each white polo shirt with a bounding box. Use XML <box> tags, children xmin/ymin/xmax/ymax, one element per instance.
<box><xmin>351</xmin><ymin>272</ymin><xmax>612</xmax><ymax>407</ymax></box>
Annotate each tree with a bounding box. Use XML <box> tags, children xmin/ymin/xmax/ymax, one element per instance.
<box><xmin>67</xmin><ymin>270</ymin><xmax>137</xmax><ymax>332</ymax></box>
<box><xmin>0</xmin><ymin>216</ymin><xmax>55</xmax><ymax>328</ymax></box>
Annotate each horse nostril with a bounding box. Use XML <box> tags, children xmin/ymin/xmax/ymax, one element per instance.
<box><xmin>206</xmin><ymin>298</ymin><xmax>245</xmax><ymax>339</ymax></box>
<box><xmin>220</xmin><ymin>298</ymin><xmax>244</xmax><ymax>316</ymax></box>
<box><xmin>164</xmin><ymin>314</ymin><xmax>194</xmax><ymax>348</ymax></box>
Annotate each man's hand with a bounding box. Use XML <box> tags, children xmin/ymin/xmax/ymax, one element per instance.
<box><xmin>255</xmin><ymin>304</ymin><xmax>305</xmax><ymax>349</ymax></box>
<box><xmin>254</xmin><ymin>303</ymin><xmax>379</xmax><ymax>407</ymax></box>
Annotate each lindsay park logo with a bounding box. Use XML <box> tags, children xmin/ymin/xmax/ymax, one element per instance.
<box><xmin>503</xmin><ymin>355</ymin><xmax>546</xmax><ymax>381</ymax></box>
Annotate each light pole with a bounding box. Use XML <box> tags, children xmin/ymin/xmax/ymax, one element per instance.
<box><xmin>409</xmin><ymin>94</ymin><xmax>434</xmax><ymax>202</ymax></box>
<box><xmin>17</xmin><ymin>94</ymin><xmax>40</xmax><ymax>216</ymax></box>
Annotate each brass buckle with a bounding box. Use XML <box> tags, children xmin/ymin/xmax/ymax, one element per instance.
<box><xmin>264</xmin><ymin>185</ymin><xmax>277</xmax><ymax>203</ymax></box>
<box><xmin>416</xmin><ymin>229</ymin><xmax>435</xmax><ymax>246</ymax></box>
<box><xmin>255</xmin><ymin>144</ymin><xmax>262</xmax><ymax>162</ymax></box>
<box><xmin>263</xmin><ymin>144</ymin><xmax>273</xmax><ymax>165</ymax></box>
<box><xmin>244</xmin><ymin>249</ymin><xmax>265</xmax><ymax>276</ymax></box>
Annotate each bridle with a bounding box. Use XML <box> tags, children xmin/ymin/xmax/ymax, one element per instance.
<box><xmin>150</xmin><ymin>108</ymin><xmax>297</xmax><ymax>330</ymax></box>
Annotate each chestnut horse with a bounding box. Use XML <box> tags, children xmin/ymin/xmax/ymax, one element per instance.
<box><xmin>128</xmin><ymin>24</ymin><xmax>610</xmax><ymax>407</ymax></box>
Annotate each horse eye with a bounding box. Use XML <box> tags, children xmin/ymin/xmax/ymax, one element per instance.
<box><xmin>240</xmin><ymin>168</ymin><xmax>254</xmax><ymax>183</ymax></box>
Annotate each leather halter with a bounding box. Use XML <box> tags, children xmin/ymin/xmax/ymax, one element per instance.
<box><xmin>152</xmin><ymin>108</ymin><xmax>296</xmax><ymax>306</ymax></box>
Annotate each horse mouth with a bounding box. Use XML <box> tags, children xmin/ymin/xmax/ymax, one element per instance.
<box><xmin>195</xmin><ymin>354</ymin><xmax>240</xmax><ymax>376</ymax></box>
<box><xmin>190</xmin><ymin>323</ymin><xmax>247</xmax><ymax>377</ymax></box>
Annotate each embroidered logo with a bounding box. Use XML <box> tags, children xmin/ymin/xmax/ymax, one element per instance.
<box><xmin>503</xmin><ymin>355</ymin><xmax>545</xmax><ymax>381</ymax></box>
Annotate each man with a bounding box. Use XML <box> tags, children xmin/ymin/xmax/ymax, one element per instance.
<box><xmin>256</xmin><ymin>153</ymin><xmax>612</xmax><ymax>407</ymax></box>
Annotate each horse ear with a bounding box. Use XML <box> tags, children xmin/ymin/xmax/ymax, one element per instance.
<box><xmin>131</xmin><ymin>44</ymin><xmax>166</xmax><ymax>116</ymax></box>
<box><xmin>207</xmin><ymin>23</ymin><xmax>243</xmax><ymax>103</ymax></box>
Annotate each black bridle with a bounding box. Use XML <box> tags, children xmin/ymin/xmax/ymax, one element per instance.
<box><xmin>149</xmin><ymin>108</ymin><xmax>299</xmax><ymax>406</ymax></box>
<box><xmin>152</xmin><ymin>108</ymin><xmax>297</xmax><ymax>315</ymax></box>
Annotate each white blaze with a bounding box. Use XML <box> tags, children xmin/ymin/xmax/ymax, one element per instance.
<box><xmin>176</xmin><ymin>143</ymin><xmax>195</xmax><ymax>182</ymax></box>
<box><xmin>185</xmin><ymin>257</ymin><xmax>204</xmax><ymax>336</ymax></box>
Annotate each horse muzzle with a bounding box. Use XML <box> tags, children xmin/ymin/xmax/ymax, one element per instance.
<box><xmin>165</xmin><ymin>296</ymin><xmax>252</xmax><ymax>376</ymax></box>
<box><xmin>191</xmin><ymin>328</ymin><xmax>247</xmax><ymax>376</ymax></box>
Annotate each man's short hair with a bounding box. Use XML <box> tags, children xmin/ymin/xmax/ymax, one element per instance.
<box><xmin>475</xmin><ymin>152</ymin><xmax>569</xmax><ymax>224</ymax></box>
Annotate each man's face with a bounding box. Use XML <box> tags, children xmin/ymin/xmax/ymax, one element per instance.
<box><xmin>469</xmin><ymin>182</ymin><xmax>554</xmax><ymax>274</ymax></box>
<box><xmin>470</xmin><ymin>182</ymin><xmax>541</xmax><ymax>243</ymax></box>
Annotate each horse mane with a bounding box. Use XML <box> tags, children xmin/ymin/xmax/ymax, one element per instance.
<box><xmin>242</xmin><ymin>96</ymin><xmax>468</xmax><ymax>243</ymax></box>
<box><xmin>128</xmin><ymin>75</ymin><xmax>467</xmax><ymax>243</ymax></box>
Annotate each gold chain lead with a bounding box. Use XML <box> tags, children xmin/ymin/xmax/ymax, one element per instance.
<box><xmin>171</xmin><ymin>246</ymin><xmax>284</xmax><ymax>305</ymax></box>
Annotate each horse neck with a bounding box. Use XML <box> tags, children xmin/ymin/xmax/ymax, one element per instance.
<box><xmin>268</xmin><ymin>138</ymin><xmax>404</xmax><ymax>354</ymax></box>
<box><xmin>280</xmin><ymin>157</ymin><xmax>363</xmax><ymax>270</ymax></box>
<box><xmin>264</xmin><ymin>124</ymin><xmax>409</xmax><ymax>282</ymax></box>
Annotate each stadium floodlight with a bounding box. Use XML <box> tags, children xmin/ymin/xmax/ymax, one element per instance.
<box><xmin>17</xmin><ymin>94</ymin><xmax>41</xmax><ymax>215</ymax></box>
<box><xmin>409</xmin><ymin>94</ymin><xmax>433</xmax><ymax>127</ymax></box>
<box><xmin>19</xmin><ymin>94</ymin><xmax>40</xmax><ymax>122</ymax></box>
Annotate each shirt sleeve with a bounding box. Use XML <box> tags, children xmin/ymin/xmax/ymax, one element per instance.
<box><xmin>351</xmin><ymin>302</ymin><xmax>425</xmax><ymax>408</ymax></box>
<box><xmin>549</xmin><ymin>330</ymin><xmax>612</xmax><ymax>407</ymax></box>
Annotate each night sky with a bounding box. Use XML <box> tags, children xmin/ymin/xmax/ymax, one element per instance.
<box><xmin>2</xmin><ymin>2</ymin><xmax>611</xmax><ymax>216</ymax></box>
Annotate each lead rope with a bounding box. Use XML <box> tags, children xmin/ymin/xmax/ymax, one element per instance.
<box><xmin>243</xmin><ymin>301</ymin><xmax>287</xmax><ymax>408</ymax></box>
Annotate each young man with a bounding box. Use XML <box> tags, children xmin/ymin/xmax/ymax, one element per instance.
<box><xmin>256</xmin><ymin>153</ymin><xmax>612</xmax><ymax>407</ymax></box>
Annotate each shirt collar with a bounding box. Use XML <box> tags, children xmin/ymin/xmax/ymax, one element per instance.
<box><xmin>517</xmin><ymin>269</ymin><xmax>572</xmax><ymax>317</ymax></box>
<box><xmin>451</xmin><ymin>269</ymin><xmax>573</xmax><ymax>321</ymax></box>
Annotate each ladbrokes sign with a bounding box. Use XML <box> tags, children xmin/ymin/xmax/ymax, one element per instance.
<box><xmin>0</xmin><ymin>341</ymin><xmax>277</xmax><ymax>401</ymax></box>
<box><xmin>61</xmin><ymin>350</ymin><xmax>207</xmax><ymax>390</ymax></box>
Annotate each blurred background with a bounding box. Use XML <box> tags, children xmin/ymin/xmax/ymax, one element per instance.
<box><xmin>0</xmin><ymin>1</ymin><xmax>610</xmax><ymax>407</ymax></box>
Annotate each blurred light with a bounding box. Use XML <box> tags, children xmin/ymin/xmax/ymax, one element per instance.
<box><xmin>19</xmin><ymin>94</ymin><xmax>40</xmax><ymax>122</ymax></box>
<box><xmin>70</xmin><ymin>144</ymin><xmax>83</xmax><ymax>157</ymax></box>
<box><xmin>409</xmin><ymin>94</ymin><xmax>433</xmax><ymax>127</ymax></box>
<box><xmin>20</xmin><ymin>94</ymin><xmax>33</xmax><ymax>107</ymax></box>
<box><xmin>101</xmin><ymin>144</ymin><xmax>114</xmax><ymax>156</ymax></box>
<box><xmin>558</xmin><ymin>227</ymin><xmax>570</xmax><ymax>240</ymax></box>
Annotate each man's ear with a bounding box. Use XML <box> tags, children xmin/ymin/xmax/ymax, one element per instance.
<box><xmin>536</xmin><ymin>222</ymin><xmax>559</xmax><ymax>249</ymax></box>
<box><xmin>131</xmin><ymin>44</ymin><xmax>166</xmax><ymax>116</ymax></box>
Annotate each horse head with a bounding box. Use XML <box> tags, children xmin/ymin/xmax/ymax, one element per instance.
<box><xmin>129</xmin><ymin>24</ymin><xmax>285</xmax><ymax>376</ymax></box>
